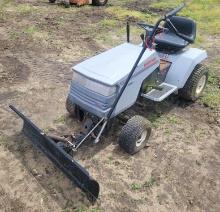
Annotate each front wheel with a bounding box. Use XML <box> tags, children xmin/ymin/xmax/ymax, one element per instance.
<box><xmin>118</xmin><ymin>116</ymin><xmax>152</xmax><ymax>155</ymax></box>
<box><xmin>92</xmin><ymin>0</ymin><xmax>108</xmax><ymax>6</ymax></box>
<box><xmin>64</xmin><ymin>1</ymin><xmax>70</xmax><ymax>8</ymax></box>
<box><xmin>66</xmin><ymin>96</ymin><xmax>85</xmax><ymax>121</ymax></box>
<box><xmin>179</xmin><ymin>64</ymin><xmax>208</xmax><ymax>101</ymax></box>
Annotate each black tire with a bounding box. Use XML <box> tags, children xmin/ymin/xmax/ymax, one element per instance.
<box><xmin>118</xmin><ymin>116</ymin><xmax>152</xmax><ymax>155</ymax></box>
<box><xmin>49</xmin><ymin>0</ymin><xmax>56</xmax><ymax>3</ymax></box>
<box><xmin>179</xmin><ymin>64</ymin><xmax>208</xmax><ymax>101</ymax></box>
<box><xmin>92</xmin><ymin>0</ymin><xmax>108</xmax><ymax>6</ymax></box>
<box><xmin>66</xmin><ymin>96</ymin><xmax>85</xmax><ymax>121</ymax></box>
<box><xmin>64</xmin><ymin>1</ymin><xmax>70</xmax><ymax>8</ymax></box>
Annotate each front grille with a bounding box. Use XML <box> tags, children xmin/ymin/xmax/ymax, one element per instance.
<box><xmin>70</xmin><ymin>83</ymin><xmax>112</xmax><ymax>110</ymax></box>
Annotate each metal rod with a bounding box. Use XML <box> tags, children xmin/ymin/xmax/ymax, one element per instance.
<box><xmin>106</xmin><ymin>17</ymin><xmax>166</xmax><ymax>121</ymax></box>
<box><xmin>74</xmin><ymin>117</ymin><xmax>105</xmax><ymax>150</ymax></box>
<box><xmin>48</xmin><ymin>134</ymin><xmax>74</xmax><ymax>147</ymax></box>
<box><xmin>94</xmin><ymin>120</ymin><xmax>108</xmax><ymax>144</ymax></box>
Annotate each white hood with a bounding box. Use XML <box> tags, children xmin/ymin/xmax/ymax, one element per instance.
<box><xmin>73</xmin><ymin>43</ymin><xmax>157</xmax><ymax>86</ymax></box>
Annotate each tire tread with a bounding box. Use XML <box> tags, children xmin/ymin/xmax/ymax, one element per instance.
<box><xmin>179</xmin><ymin>64</ymin><xmax>208</xmax><ymax>101</ymax></box>
<box><xmin>118</xmin><ymin>116</ymin><xmax>151</xmax><ymax>154</ymax></box>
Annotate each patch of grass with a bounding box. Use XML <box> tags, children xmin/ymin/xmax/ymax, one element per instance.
<box><xmin>106</xmin><ymin>6</ymin><xmax>153</xmax><ymax>22</ymax></box>
<box><xmin>149</xmin><ymin>0</ymin><xmax>220</xmax><ymax>35</ymax></box>
<box><xmin>166</xmin><ymin>115</ymin><xmax>180</xmax><ymax>124</ymax></box>
<box><xmin>108</xmin><ymin>156</ymin><xmax>113</xmax><ymax>161</ymax></box>
<box><xmin>90</xmin><ymin>208</ymin><xmax>102</xmax><ymax>212</ymax></box>
<box><xmin>131</xmin><ymin>183</ymin><xmax>142</xmax><ymax>191</ymax></box>
<box><xmin>199</xmin><ymin>69</ymin><xmax>220</xmax><ymax>108</ymax></box>
<box><xmin>99</xmin><ymin>19</ymin><xmax>117</xmax><ymax>29</ymax></box>
<box><xmin>42</xmin><ymin>192</ymin><xmax>49</xmax><ymax>203</ymax></box>
<box><xmin>90</xmin><ymin>157</ymin><xmax>99</xmax><ymax>166</ymax></box>
<box><xmin>195</xmin><ymin>33</ymin><xmax>205</xmax><ymax>45</ymax></box>
<box><xmin>215</xmin><ymin>58</ymin><xmax>220</xmax><ymax>65</ymax></box>
<box><xmin>131</xmin><ymin>177</ymin><xmax>156</xmax><ymax>191</ymax></box>
<box><xmin>95</xmin><ymin>31</ymin><xmax>121</xmax><ymax>47</ymax></box>
<box><xmin>10</xmin><ymin>26</ymin><xmax>50</xmax><ymax>42</ymax></box>
<box><xmin>150</xmin><ymin>0</ymin><xmax>183</xmax><ymax>10</ymax></box>
<box><xmin>16</xmin><ymin>4</ymin><xmax>39</xmax><ymax>15</ymax></box>
<box><xmin>208</xmin><ymin>71</ymin><xmax>219</xmax><ymax>85</ymax></box>
<box><xmin>23</xmin><ymin>26</ymin><xmax>50</xmax><ymax>42</ymax></box>
<box><xmin>75</xmin><ymin>205</ymin><xmax>87</xmax><ymax>212</ymax></box>
<box><xmin>24</xmin><ymin>26</ymin><xmax>39</xmax><ymax>35</ymax></box>
<box><xmin>143</xmin><ymin>177</ymin><xmax>156</xmax><ymax>188</ymax></box>
<box><xmin>200</xmin><ymin>87</ymin><xmax>220</xmax><ymax>108</ymax></box>
<box><xmin>0</xmin><ymin>135</ymin><xmax>7</xmax><ymax>147</ymax></box>
<box><xmin>149</xmin><ymin>113</ymin><xmax>164</xmax><ymax>128</ymax></box>
<box><xmin>194</xmin><ymin>128</ymin><xmax>207</xmax><ymax>137</ymax></box>
<box><xmin>181</xmin><ymin>2</ymin><xmax>220</xmax><ymax>35</ymax></box>
<box><xmin>151</xmin><ymin>119</ymin><xmax>163</xmax><ymax>128</ymax></box>
<box><xmin>56</xmin><ymin>16</ymin><xmax>66</xmax><ymax>25</ymax></box>
<box><xmin>164</xmin><ymin>128</ymin><xmax>172</xmax><ymax>134</ymax></box>
<box><xmin>54</xmin><ymin>115</ymin><xmax>65</xmax><ymax>124</ymax></box>
<box><xmin>43</xmin><ymin>128</ymin><xmax>50</xmax><ymax>134</ymax></box>
<box><xmin>0</xmin><ymin>0</ymin><xmax>11</xmax><ymax>20</ymax></box>
<box><xmin>109</xmin><ymin>0</ymin><xmax>133</xmax><ymax>6</ymax></box>
<box><xmin>8</xmin><ymin>30</ymin><xmax>19</xmax><ymax>39</ymax></box>
<box><xmin>104</xmin><ymin>156</ymin><xmax>114</xmax><ymax>165</ymax></box>
<box><xmin>150</xmin><ymin>114</ymin><xmax>180</xmax><ymax>128</ymax></box>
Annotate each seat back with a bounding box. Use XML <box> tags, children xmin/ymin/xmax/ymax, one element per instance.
<box><xmin>164</xmin><ymin>16</ymin><xmax>197</xmax><ymax>41</ymax></box>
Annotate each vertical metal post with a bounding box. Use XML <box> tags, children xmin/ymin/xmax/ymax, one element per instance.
<box><xmin>127</xmin><ymin>22</ymin><xmax>130</xmax><ymax>43</ymax></box>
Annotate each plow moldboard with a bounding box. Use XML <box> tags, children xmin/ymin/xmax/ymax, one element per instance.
<box><xmin>9</xmin><ymin>105</ymin><xmax>99</xmax><ymax>203</ymax></box>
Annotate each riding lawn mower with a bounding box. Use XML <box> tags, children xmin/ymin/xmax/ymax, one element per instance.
<box><xmin>10</xmin><ymin>4</ymin><xmax>208</xmax><ymax>202</ymax></box>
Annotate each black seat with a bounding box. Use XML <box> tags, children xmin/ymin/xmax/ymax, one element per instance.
<box><xmin>155</xmin><ymin>16</ymin><xmax>196</xmax><ymax>52</ymax></box>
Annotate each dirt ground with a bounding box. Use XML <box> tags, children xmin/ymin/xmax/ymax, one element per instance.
<box><xmin>0</xmin><ymin>0</ymin><xmax>220</xmax><ymax>211</ymax></box>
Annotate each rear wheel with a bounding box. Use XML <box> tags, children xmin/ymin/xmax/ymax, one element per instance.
<box><xmin>64</xmin><ymin>1</ymin><xmax>70</xmax><ymax>8</ymax></box>
<box><xmin>92</xmin><ymin>0</ymin><xmax>108</xmax><ymax>6</ymax></box>
<box><xmin>49</xmin><ymin>0</ymin><xmax>56</xmax><ymax>3</ymax></box>
<box><xmin>66</xmin><ymin>96</ymin><xmax>85</xmax><ymax>121</ymax></box>
<box><xmin>118</xmin><ymin>116</ymin><xmax>152</xmax><ymax>154</ymax></box>
<box><xmin>179</xmin><ymin>64</ymin><xmax>208</xmax><ymax>101</ymax></box>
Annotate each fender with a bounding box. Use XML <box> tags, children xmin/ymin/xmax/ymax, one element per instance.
<box><xmin>163</xmin><ymin>48</ymin><xmax>207</xmax><ymax>88</ymax></box>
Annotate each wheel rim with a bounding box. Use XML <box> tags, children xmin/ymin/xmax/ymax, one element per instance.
<box><xmin>136</xmin><ymin>130</ymin><xmax>147</xmax><ymax>147</ymax></box>
<box><xmin>196</xmin><ymin>75</ymin><xmax>207</xmax><ymax>95</ymax></box>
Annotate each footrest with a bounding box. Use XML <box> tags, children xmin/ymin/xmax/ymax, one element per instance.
<box><xmin>141</xmin><ymin>82</ymin><xmax>177</xmax><ymax>102</ymax></box>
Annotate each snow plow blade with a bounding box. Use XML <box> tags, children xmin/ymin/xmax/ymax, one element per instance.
<box><xmin>9</xmin><ymin>105</ymin><xmax>99</xmax><ymax>202</ymax></box>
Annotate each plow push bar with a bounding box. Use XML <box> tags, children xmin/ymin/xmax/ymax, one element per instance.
<box><xmin>9</xmin><ymin>105</ymin><xmax>99</xmax><ymax>203</ymax></box>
